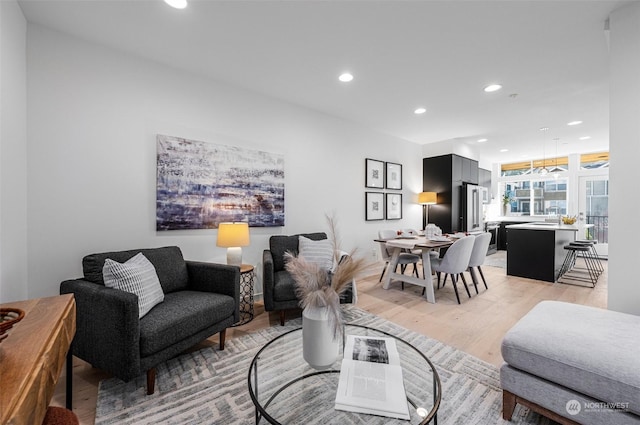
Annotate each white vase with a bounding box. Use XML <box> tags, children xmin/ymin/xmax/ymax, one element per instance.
<box><xmin>302</xmin><ymin>305</ymin><xmax>339</xmax><ymax>370</ymax></box>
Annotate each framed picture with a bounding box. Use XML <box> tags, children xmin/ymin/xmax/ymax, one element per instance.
<box><xmin>365</xmin><ymin>192</ymin><xmax>385</xmax><ymax>221</ymax></box>
<box><xmin>365</xmin><ymin>158</ymin><xmax>385</xmax><ymax>188</ymax></box>
<box><xmin>385</xmin><ymin>162</ymin><xmax>402</xmax><ymax>190</ymax></box>
<box><xmin>386</xmin><ymin>193</ymin><xmax>402</xmax><ymax>220</ymax></box>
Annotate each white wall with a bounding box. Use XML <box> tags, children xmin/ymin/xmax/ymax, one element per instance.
<box><xmin>0</xmin><ymin>0</ymin><xmax>28</xmax><ymax>303</ymax></box>
<box><xmin>608</xmin><ymin>2</ymin><xmax>640</xmax><ymax>315</ymax></box>
<box><xmin>24</xmin><ymin>25</ymin><xmax>423</xmax><ymax>300</ymax></box>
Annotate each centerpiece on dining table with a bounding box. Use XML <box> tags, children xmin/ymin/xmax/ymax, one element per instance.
<box><xmin>284</xmin><ymin>215</ymin><xmax>374</xmax><ymax>370</ymax></box>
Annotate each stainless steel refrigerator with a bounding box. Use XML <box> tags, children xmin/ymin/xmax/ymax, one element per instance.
<box><xmin>461</xmin><ymin>183</ymin><xmax>487</xmax><ymax>232</ymax></box>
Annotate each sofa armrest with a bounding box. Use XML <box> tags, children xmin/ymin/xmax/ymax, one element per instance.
<box><xmin>185</xmin><ymin>261</ymin><xmax>240</xmax><ymax>297</ymax></box>
<box><xmin>186</xmin><ymin>261</ymin><xmax>240</xmax><ymax>321</ymax></box>
<box><xmin>262</xmin><ymin>250</ymin><xmax>276</xmax><ymax>311</ymax></box>
<box><xmin>60</xmin><ymin>279</ymin><xmax>141</xmax><ymax>381</ymax></box>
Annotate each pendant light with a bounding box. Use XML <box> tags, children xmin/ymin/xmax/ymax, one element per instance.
<box><xmin>551</xmin><ymin>138</ymin><xmax>562</xmax><ymax>179</ymax></box>
<box><xmin>539</xmin><ymin>127</ymin><xmax>549</xmax><ymax>175</ymax></box>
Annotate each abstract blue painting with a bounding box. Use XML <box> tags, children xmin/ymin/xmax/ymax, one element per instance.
<box><xmin>156</xmin><ymin>134</ymin><xmax>285</xmax><ymax>230</ymax></box>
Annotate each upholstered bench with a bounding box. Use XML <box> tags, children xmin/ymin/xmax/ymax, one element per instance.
<box><xmin>501</xmin><ymin>300</ymin><xmax>640</xmax><ymax>425</ymax></box>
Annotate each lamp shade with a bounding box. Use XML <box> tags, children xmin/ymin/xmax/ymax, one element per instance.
<box><xmin>216</xmin><ymin>222</ymin><xmax>250</xmax><ymax>247</ymax></box>
<box><xmin>418</xmin><ymin>192</ymin><xmax>437</xmax><ymax>205</ymax></box>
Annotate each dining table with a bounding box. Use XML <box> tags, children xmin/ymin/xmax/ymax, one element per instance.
<box><xmin>376</xmin><ymin>235</ymin><xmax>455</xmax><ymax>303</ymax></box>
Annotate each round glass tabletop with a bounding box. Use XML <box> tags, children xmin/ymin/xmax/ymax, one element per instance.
<box><xmin>247</xmin><ymin>323</ymin><xmax>441</xmax><ymax>424</ymax></box>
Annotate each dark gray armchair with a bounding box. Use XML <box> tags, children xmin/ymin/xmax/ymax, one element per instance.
<box><xmin>60</xmin><ymin>246</ymin><xmax>239</xmax><ymax>395</ymax></box>
<box><xmin>263</xmin><ymin>233</ymin><xmax>353</xmax><ymax>325</ymax></box>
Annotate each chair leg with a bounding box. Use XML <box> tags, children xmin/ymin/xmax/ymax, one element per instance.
<box><xmin>459</xmin><ymin>273</ymin><xmax>472</xmax><ymax>298</ymax></box>
<box><xmin>437</xmin><ymin>272</ymin><xmax>442</xmax><ymax>289</ymax></box>
<box><xmin>219</xmin><ymin>328</ymin><xmax>226</xmax><ymax>350</ymax></box>
<box><xmin>442</xmin><ymin>273</ymin><xmax>449</xmax><ymax>288</ymax></box>
<box><xmin>378</xmin><ymin>262</ymin><xmax>388</xmax><ymax>282</ymax></box>
<box><xmin>450</xmin><ymin>274</ymin><xmax>461</xmax><ymax>304</ymax></box>
<box><xmin>279</xmin><ymin>310</ymin><xmax>286</xmax><ymax>326</ymax></box>
<box><xmin>147</xmin><ymin>368</ymin><xmax>156</xmax><ymax>395</ymax></box>
<box><xmin>467</xmin><ymin>268</ymin><xmax>479</xmax><ymax>294</ymax></box>
<box><xmin>413</xmin><ymin>263</ymin><xmax>419</xmax><ymax>278</ymax></box>
<box><xmin>477</xmin><ymin>266</ymin><xmax>488</xmax><ymax>289</ymax></box>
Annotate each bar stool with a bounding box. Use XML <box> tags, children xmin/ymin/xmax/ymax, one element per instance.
<box><xmin>572</xmin><ymin>240</ymin><xmax>604</xmax><ymax>274</ymax></box>
<box><xmin>557</xmin><ymin>243</ymin><xmax>599</xmax><ymax>287</ymax></box>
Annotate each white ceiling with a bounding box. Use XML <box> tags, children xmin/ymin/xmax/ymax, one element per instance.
<box><xmin>18</xmin><ymin>0</ymin><xmax>629</xmax><ymax>164</ymax></box>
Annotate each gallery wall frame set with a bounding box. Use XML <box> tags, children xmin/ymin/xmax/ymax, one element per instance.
<box><xmin>365</xmin><ymin>158</ymin><xmax>403</xmax><ymax>220</ymax></box>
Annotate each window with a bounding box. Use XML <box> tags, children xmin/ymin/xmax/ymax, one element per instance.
<box><xmin>502</xmin><ymin>179</ymin><xmax>567</xmax><ymax>216</ymax></box>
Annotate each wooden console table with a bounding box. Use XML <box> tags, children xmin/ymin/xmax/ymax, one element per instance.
<box><xmin>0</xmin><ymin>294</ymin><xmax>76</xmax><ymax>425</ymax></box>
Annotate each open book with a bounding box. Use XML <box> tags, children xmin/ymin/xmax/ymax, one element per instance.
<box><xmin>334</xmin><ymin>335</ymin><xmax>410</xmax><ymax>420</ymax></box>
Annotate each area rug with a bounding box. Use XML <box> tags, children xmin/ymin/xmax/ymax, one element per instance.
<box><xmin>483</xmin><ymin>251</ymin><xmax>507</xmax><ymax>269</ymax></box>
<box><xmin>95</xmin><ymin>306</ymin><xmax>551</xmax><ymax>424</ymax></box>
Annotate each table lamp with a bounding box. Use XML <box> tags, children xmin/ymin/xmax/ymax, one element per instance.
<box><xmin>418</xmin><ymin>192</ymin><xmax>437</xmax><ymax>230</ymax></box>
<box><xmin>216</xmin><ymin>222</ymin><xmax>250</xmax><ymax>266</ymax></box>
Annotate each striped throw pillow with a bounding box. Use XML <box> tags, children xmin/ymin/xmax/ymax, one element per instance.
<box><xmin>298</xmin><ymin>236</ymin><xmax>334</xmax><ymax>271</ymax></box>
<box><xmin>103</xmin><ymin>252</ymin><xmax>165</xmax><ymax>318</ymax></box>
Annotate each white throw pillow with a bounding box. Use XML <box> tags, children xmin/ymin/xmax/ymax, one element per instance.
<box><xmin>102</xmin><ymin>252</ymin><xmax>165</xmax><ymax>318</ymax></box>
<box><xmin>298</xmin><ymin>236</ymin><xmax>334</xmax><ymax>271</ymax></box>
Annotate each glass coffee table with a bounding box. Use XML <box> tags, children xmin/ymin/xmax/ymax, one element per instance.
<box><xmin>247</xmin><ymin>324</ymin><xmax>441</xmax><ymax>424</ymax></box>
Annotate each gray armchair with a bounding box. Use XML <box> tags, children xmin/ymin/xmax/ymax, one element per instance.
<box><xmin>60</xmin><ymin>246</ymin><xmax>239</xmax><ymax>395</ymax></box>
<box><xmin>263</xmin><ymin>233</ymin><xmax>353</xmax><ymax>325</ymax></box>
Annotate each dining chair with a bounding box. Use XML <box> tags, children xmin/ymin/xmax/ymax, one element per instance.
<box><xmin>467</xmin><ymin>232</ymin><xmax>492</xmax><ymax>293</ymax></box>
<box><xmin>377</xmin><ymin>230</ymin><xmax>421</xmax><ymax>285</ymax></box>
<box><xmin>428</xmin><ymin>236</ymin><xmax>475</xmax><ymax>304</ymax></box>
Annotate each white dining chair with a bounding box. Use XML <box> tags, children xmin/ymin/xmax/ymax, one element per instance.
<box><xmin>429</xmin><ymin>236</ymin><xmax>475</xmax><ymax>304</ymax></box>
<box><xmin>378</xmin><ymin>230</ymin><xmax>421</xmax><ymax>285</ymax></box>
<box><xmin>467</xmin><ymin>232</ymin><xmax>492</xmax><ymax>293</ymax></box>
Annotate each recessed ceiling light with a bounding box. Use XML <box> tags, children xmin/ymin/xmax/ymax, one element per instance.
<box><xmin>338</xmin><ymin>72</ymin><xmax>354</xmax><ymax>82</ymax></box>
<box><xmin>164</xmin><ymin>0</ymin><xmax>187</xmax><ymax>9</ymax></box>
<box><xmin>414</xmin><ymin>107</ymin><xmax>427</xmax><ymax>115</ymax></box>
<box><xmin>579</xmin><ymin>136</ymin><xmax>591</xmax><ymax>140</ymax></box>
<box><xmin>500</xmin><ymin>148</ymin><xmax>509</xmax><ymax>152</ymax></box>
<box><xmin>484</xmin><ymin>84</ymin><xmax>502</xmax><ymax>92</ymax></box>
<box><xmin>539</xmin><ymin>127</ymin><xmax>549</xmax><ymax>131</ymax></box>
<box><xmin>567</xmin><ymin>120</ymin><xmax>583</xmax><ymax>126</ymax></box>
<box><xmin>477</xmin><ymin>138</ymin><xmax>488</xmax><ymax>143</ymax></box>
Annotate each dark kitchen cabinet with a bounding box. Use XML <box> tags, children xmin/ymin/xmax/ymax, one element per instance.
<box><xmin>498</xmin><ymin>221</ymin><xmax>521</xmax><ymax>250</ymax></box>
<box><xmin>423</xmin><ymin>154</ymin><xmax>479</xmax><ymax>233</ymax></box>
<box><xmin>479</xmin><ymin>168</ymin><xmax>492</xmax><ymax>199</ymax></box>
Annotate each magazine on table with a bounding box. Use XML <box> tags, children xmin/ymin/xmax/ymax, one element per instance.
<box><xmin>334</xmin><ymin>335</ymin><xmax>410</xmax><ymax>420</ymax></box>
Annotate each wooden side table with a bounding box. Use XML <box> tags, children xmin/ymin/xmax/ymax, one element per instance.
<box><xmin>231</xmin><ymin>264</ymin><xmax>255</xmax><ymax>326</ymax></box>
<box><xmin>0</xmin><ymin>294</ymin><xmax>76</xmax><ymax>425</ymax></box>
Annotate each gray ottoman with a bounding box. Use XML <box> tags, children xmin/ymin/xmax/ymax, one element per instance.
<box><xmin>500</xmin><ymin>300</ymin><xmax>640</xmax><ymax>425</ymax></box>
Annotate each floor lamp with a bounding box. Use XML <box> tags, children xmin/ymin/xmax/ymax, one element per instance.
<box><xmin>418</xmin><ymin>192</ymin><xmax>437</xmax><ymax>231</ymax></box>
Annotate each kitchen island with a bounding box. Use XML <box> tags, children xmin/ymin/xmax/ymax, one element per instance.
<box><xmin>505</xmin><ymin>222</ymin><xmax>580</xmax><ymax>282</ymax></box>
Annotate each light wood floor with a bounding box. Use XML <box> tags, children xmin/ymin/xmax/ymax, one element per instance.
<box><xmin>51</xmin><ymin>255</ymin><xmax>607</xmax><ymax>424</ymax></box>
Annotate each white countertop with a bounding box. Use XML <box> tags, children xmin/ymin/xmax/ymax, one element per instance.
<box><xmin>505</xmin><ymin>222</ymin><xmax>587</xmax><ymax>231</ymax></box>
<box><xmin>485</xmin><ymin>216</ymin><xmax>555</xmax><ymax>223</ymax></box>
